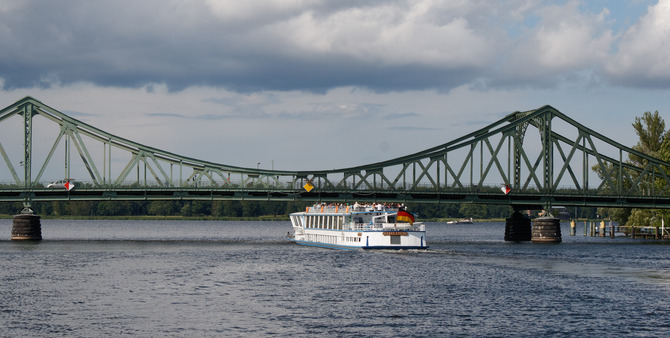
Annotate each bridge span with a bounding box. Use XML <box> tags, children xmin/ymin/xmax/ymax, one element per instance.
<box><xmin>3</xmin><ymin>96</ymin><xmax>670</xmax><ymax>211</ymax></box>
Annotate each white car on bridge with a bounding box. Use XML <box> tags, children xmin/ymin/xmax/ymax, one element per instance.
<box><xmin>46</xmin><ymin>179</ymin><xmax>75</xmax><ymax>190</ymax></box>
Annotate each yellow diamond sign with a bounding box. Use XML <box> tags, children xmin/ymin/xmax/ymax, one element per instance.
<box><xmin>303</xmin><ymin>181</ymin><xmax>314</xmax><ymax>192</ymax></box>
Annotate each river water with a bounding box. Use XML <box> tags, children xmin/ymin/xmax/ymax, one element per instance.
<box><xmin>1</xmin><ymin>219</ymin><xmax>670</xmax><ymax>337</ymax></box>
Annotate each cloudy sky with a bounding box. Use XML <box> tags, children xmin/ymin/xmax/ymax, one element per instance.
<box><xmin>1</xmin><ymin>0</ymin><xmax>669</xmax><ymax>171</ymax></box>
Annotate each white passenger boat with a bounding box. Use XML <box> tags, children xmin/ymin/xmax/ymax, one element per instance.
<box><xmin>289</xmin><ymin>203</ymin><xmax>427</xmax><ymax>250</ymax></box>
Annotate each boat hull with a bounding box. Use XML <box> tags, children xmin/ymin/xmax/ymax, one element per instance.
<box><xmin>290</xmin><ymin>228</ymin><xmax>428</xmax><ymax>250</ymax></box>
<box><xmin>291</xmin><ymin>238</ymin><xmax>428</xmax><ymax>250</ymax></box>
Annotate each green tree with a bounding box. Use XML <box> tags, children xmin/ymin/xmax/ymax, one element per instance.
<box><xmin>190</xmin><ymin>201</ymin><xmax>210</xmax><ymax>216</ymax></box>
<box><xmin>596</xmin><ymin>110</ymin><xmax>666</xmax><ymax>226</ymax></box>
<box><xmin>242</xmin><ymin>201</ymin><xmax>259</xmax><ymax>217</ymax></box>
<box><xmin>51</xmin><ymin>201</ymin><xmax>67</xmax><ymax>216</ymax></box>
<box><xmin>67</xmin><ymin>201</ymin><xmax>93</xmax><ymax>216</ymax></box>
<box><xmin>0</xmin><ymin>202</ymin><xmax>24</xmax><ymax>215</ymax></box>
<box><xmin>627</xmin><ymin>208</ymin><xmax>664</xmax><ymax>227</ymax></box>
<box><xmin>97</xmin><ymin>201</ymin><xmax>135</xmax><ymax>216</ymax></box>
<box><xmin>211</xmin><ymin>201</ymin><xmax>225</xmax><ymax>217</ymax></box>
<box><xmin>224</xmin><ymin>201</ymin><xmax>242</xmax><ymax>217</ymax></box>
<box><xmin>459</xmin><ymin>204</ymin><xmax>487</xmax><ymax>219</ymax></box>
<box><xmin>631</xmin><ymin>111</ymin><xmax>665</xmax><ymax>164</ymax></box>
<box><xmin>148</xmin><ymin>201</ymin><xmax>180</xmax><ymax>216</ymax></box>
<box><xmin>653</xmin><ymin>130</ymin><xmax>670</xmax><ymax>224</ymax></box>
<box><xmin>180</xmin><ymin>202</ymin><xmax>193</xmax><ymax>216</ymax></box>
<box><xmin>487</xmin><ymin>205</ymin><xmax>513</xmax><ymax>218</ymax></box>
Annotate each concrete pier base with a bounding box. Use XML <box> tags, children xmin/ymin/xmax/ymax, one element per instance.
<box><xmin>532</xmin><ymin>217</ymin><xmax>562</xmax><ymax>243</ymax></box>
<box><xmin>11</xmin><ymin>214</ymin><xmax>42</xmax><ymax>241</ymax></box>
<box><xmin>505</xmin><ymin>211</ymin><xmax>531</xmax><ymax>242</ymax></box>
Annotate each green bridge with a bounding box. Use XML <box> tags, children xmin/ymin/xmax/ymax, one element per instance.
<box><xmin>2</xmin><ymin>96</ymin><xmax>670</xmax><ymax>213</ymax></box>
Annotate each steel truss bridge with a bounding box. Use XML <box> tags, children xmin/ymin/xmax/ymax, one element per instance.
<box><xmin>2</xmin><ymin>96</ymin><xmax>670</xmax><ymax>212</ymax></box>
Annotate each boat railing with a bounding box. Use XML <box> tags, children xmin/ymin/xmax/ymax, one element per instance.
<box><xmin>305</xmin><ymin>204</ymin><xmax>400</xmax><ymax>214</ymax></box>
<box><xmin>305</xmin><ymin>205</ymin><xmax>352</xmax><ymax>213</ymax></box>
<box><xmin>349</xmin><ymin>223</ymin><xmax>425</xmax><ymax>231</ymax></box>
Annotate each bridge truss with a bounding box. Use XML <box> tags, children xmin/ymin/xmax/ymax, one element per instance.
<box><xmin>2</xmin><ymin>96</ymin><xmax>670</xmax><ymax>210</ymax></box>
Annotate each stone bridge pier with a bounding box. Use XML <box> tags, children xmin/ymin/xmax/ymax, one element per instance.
<box><xmin>11</xmin><ymin>203</ymin><xmax>42</xmax><ymax>241</ymax></box>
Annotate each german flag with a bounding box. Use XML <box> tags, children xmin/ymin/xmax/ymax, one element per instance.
<box><xmin>397</xmin><ymin>210</ymin><xmax>415</xmax><ymax>225</ymax></box>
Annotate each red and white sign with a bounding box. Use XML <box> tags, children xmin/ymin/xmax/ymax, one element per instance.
<box><xmin>501</xmin><ymin>184</ymin><xmax>511</xmax><ymax>194</ymax></box>
<box><xmin>64</xmin><ymin>180</ymin><xmax>75</xmax><ymax>191</ymax></box>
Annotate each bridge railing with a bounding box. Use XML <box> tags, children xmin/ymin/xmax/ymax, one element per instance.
<box><xmin>3</xmin><ymin>179</ymin><xmax>660</xmax><ymax>198</ymax></box>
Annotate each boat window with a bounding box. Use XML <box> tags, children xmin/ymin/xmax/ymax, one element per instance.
<box><xmin>390</xmin><ymin>236</ymin><xmax>401</xmax><ymax>245</ymax></box>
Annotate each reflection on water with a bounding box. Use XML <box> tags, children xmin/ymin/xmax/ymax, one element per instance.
<box><xmin>1</xmin><ymin>219</ymin><xmax>670</xmax><ymax>336</ymax></box>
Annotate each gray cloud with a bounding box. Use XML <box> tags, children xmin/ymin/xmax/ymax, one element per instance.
<box><xmin>0</xmin><ymin>0</ymin><xmax>668</xmax><ymax>93</ymax></box>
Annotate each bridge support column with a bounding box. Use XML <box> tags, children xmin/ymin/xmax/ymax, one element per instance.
<box><xmin>11</xmin><ymin>203</ymin><xmax>42</xmax><ymax>241</ymax></box>
<box><xmin>12</xmin><ymin>214</ymin><xmax>42</xmax><ymax>241</ymax></box>
<box><xmin>505</xmin><ymin>211</ymin><xmax>531</xmax><ymax>242</ymax></box>
<box><xmin>531</xmin><ymin>217</ymin><xmax>561</xmax><ymax>243</ymax></box>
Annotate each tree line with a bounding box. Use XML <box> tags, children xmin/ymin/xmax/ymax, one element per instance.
<box><xmin>0</xmin><ymin>199</ymin><xmax>601</xmax><ymax>220</ymax></box>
